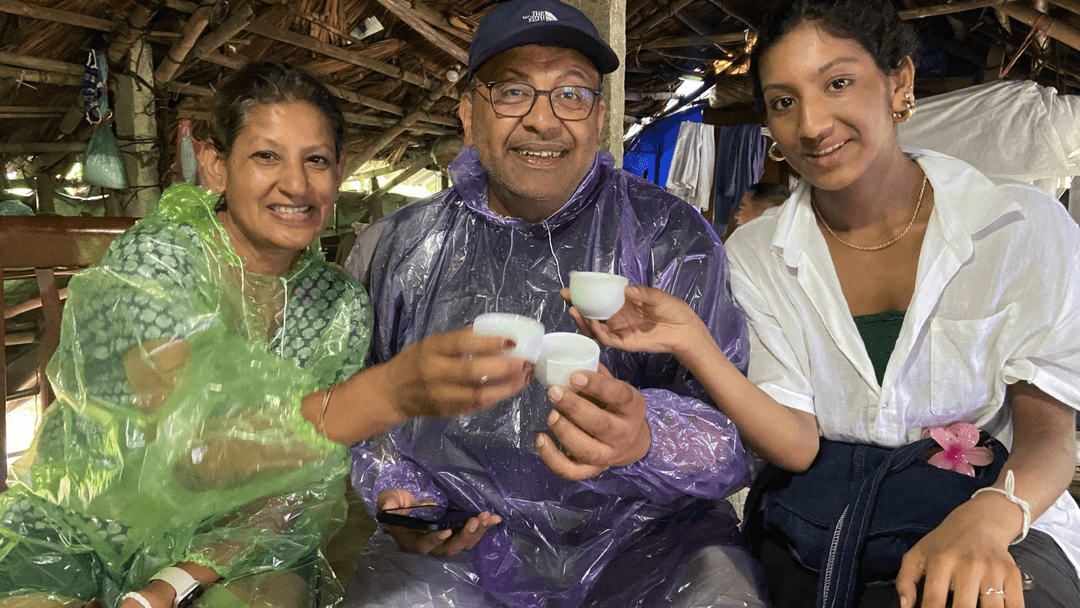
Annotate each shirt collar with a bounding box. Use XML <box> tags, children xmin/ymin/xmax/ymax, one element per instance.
<box><xmin>770</xmin><ymin>147</ymin><xmax>1023</xmax><ymax>269</ymax></box>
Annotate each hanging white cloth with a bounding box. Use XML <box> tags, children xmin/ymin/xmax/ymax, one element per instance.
<box><xmin>898</xmin><ymin>80</ymin><xmax>1080</xmax><ymax>200</ymax></box>
<box><xmin>666</xmin><ymin>121</ymin><xmax>716</xmax><ymax>212</ymax></box>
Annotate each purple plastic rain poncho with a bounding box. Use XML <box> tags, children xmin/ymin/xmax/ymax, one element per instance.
<box><xmin>347</xmin><ymin>149</ymin><xmax>755</xmax><ymax>608</ymax></box>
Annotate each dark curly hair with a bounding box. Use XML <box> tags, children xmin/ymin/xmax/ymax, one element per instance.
<box><xmin>210</xmin><ymin>62</ymin><xmax>346</xmax><ymax>211</ymax></box>
<box><xmin>750</xmin><ymin>0</ymin><xmax>920</xmax><ymax>113</ymax></box>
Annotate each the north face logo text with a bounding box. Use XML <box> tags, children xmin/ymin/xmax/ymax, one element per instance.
<box><xmin>523</xmin><ymin>10</ymin><xmax>558</xmax><ymax>23</ymax></box>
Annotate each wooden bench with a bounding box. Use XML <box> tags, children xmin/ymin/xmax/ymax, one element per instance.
<box><xmin>1</xmin><ymin>216</ymin><xmax>136</xmax><ymax>490</ymax></box>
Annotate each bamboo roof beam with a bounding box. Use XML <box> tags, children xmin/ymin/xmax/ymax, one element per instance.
<box><xmin>0</xmin><ymin>51</ymin><xmax>83</xmax><ymax>77</ymax></box>
<box><xmin>0</xmin><ymin>143</ymin><xmax>87</xmax><ymax>154</ymax></box>
<box><xmin>346</xmin><ymin>75</ymin><xmax>460</xmax><ymax>173</ymax></box>
<box><xmin>0</xmin><ymin>0</ymin><xmax>115</xmax><ymax>32</ymax></box>
<box><xmin>1048</xmin><ymin>0</ymin><xmax>1080</xmax><ymax>16</ymax></box>
<box><xmin>409</xmin><ymin>0</ymin><xmax>473</xmax><ymax>44</ymax></box>
<box><xmin>244</xmin><ymin>21</ymin><xmax>438</xmax><ymax>90</ymax></box>
<box><xmin>0</xmin><ymin>106</ymin><xmax>66</xmax><ymax>119</ymax></box>
<box><xmin>155</xmin><ymin>5</ymin><xmax>213</xmax><ymax>83</ymax></box>
<box><xmin>899</xmin><ymin>0</ymin><xmax>1012</xmax><ymax>19</ymax></box>
<box><xmin>628</xmin><ymin>0</ymin><xmax>696</xmax><ymax>39</ymax></box>
<box><xmin>373</xmin><ymin>0</ymin><xmax>469</xmax><ymax>64</ymax></box>
<box><xmin>631</xmin><ymin>32</ymin><xmax>748</xmax><ymax>49</ymax></box>
<box><xmin>195</xmin><ymin>49</ymin><xmax>457</xmax><ymax>127</ymax></box>
<box><xmin>359</xmin><ymin>154</ymin><xmax>431</xmax><ymax>203</ymax></box>
<box><xmin>0</xmin><ymin>65</ymin><xmax>80</xmax><ymax>86</ymax></box>
<box><xmin>107</xmin><ymin>3</ymin><xmax>156</xmax><ymax>64</ymax></box>
<box><xmin>1001</xmin><ymin>3</ymin><xmax>1080</xmax><ymax>52</ymax></box>
<box><xmin>189</xmin><ymin>5</ymin><xmax>256</xmax><ymax>65</ymax></box>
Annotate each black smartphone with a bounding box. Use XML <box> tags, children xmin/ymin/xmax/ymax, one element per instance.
<box><xmin>375</xmin><ymin>505</ymin><xmax>480</xmax><ymax>531</ymax></box>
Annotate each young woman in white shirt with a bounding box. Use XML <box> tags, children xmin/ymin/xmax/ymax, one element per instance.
<box><xmin>562</xmin><ymin>0</ymin><xmax>1080</xmax><ymax>606</ymax></box>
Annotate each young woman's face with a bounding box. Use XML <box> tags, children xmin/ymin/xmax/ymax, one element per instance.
<box><xmin>203</xmin><ymin>101</ymin><xmax>343</xmax><ymax>274</ymax></box>
<box><xmin>758</xmin><ymin>23</ymin><xmax>912</xmax><ymax>192</ymax></box>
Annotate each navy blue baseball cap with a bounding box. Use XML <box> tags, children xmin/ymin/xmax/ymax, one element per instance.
<box><xmin>467</xmin><ymin>0</ymin><xmax>620</xmax><ymax>78</ymax></box>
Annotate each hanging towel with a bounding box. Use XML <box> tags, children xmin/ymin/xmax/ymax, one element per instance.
<box><xmin>666</xmin><ymin>121</ymin><xmax>716</xmax><ymax>211</ymax></box>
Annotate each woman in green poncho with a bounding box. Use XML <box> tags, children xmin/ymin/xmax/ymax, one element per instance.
<box><xmin>0</xmin><ymin>62</ymin><xmax>531</xmax><ymax>608</ymax></box>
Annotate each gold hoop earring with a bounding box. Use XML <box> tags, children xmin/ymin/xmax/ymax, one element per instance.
<box><xmin>767</xmin><ymin>141</ymin><xmax>785</xmax><ymax>162</ymax></box>
<box><xmin>893</xmin><ymin>93</ymin><xmax>916</xmax><ymax>122</ymax></box>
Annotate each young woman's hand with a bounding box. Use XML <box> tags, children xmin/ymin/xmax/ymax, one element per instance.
<box><xmin>560</xmin><ymin>285</ymin><xmax>706</xmax><ymax>358</ymax></box>
<box><xmin>895</xmin><ymin>493</ymin><xmax>1026</xmax><ymax>608</ymax></box>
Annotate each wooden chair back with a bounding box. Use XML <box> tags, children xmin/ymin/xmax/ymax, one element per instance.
<box><xmin>1</xmin><ymin>216</ymin><xmax>136</xmax><ymax>490</ymax></box>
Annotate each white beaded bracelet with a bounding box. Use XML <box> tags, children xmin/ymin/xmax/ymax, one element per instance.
<box><xmin>971</xmin><ymin>470</ymin><xmax>1031</xmax><ymax>545</ymax></box>
<box><xmin>122</xmin><ymin>592</ymin><xmax>154</xmax><ymax>608</ymax></box>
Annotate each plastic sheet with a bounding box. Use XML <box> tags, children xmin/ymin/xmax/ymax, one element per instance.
<box><xmin>348</xmin><ymin>149</ymin><xmax>756</xmax><ymax>607</ymax></box>
<box><xmin>0</xmin><ymin>184</ymin><xmax>372</xmax><ymax>608</ymax></box>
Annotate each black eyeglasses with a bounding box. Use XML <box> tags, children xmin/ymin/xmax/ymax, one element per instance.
<box><xmin>477</xmin><ymin>82</ymin><xmax>601</xmax><ymax>121</ymax></box>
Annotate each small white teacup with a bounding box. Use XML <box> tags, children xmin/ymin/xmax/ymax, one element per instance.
<box><xmin>536</xmin><ymin>332</ymin><xmax>600</xmax><ymax>387</ymax></box>
<box><xmin>569</xmin><ymin>272</ymin><xmax>630</xmax><ymax>320</ymax></box>
<box><xmin>472</xmin><ymin>313</ymin><xmax>545</xmax><ymax>362</ymax></box>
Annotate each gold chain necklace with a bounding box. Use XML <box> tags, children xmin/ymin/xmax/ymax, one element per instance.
<box><xmin>811</xmin><ymin>175</ymin><xmax>928</xmax><ymax>252</ymax></box>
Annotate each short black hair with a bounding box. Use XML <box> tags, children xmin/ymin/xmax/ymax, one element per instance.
<box><xmin>748</xmin><ymin>182</ymin><xmax>791</xmax><ymax>201</ymax></box>
<box><xmin>750</xmin><ymin>0</ymin><xmax>920</xmax><ymax>113</ymax></box>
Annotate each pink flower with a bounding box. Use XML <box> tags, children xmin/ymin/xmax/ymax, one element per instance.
<box><xmin>921</xmin><ymin>422</ymin><xmax>994</xmax><ymax>477</ymax></box>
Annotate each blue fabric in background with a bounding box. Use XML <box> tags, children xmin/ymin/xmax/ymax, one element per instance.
<box><xmin>623</xmin><ymin>108</ymin><xmax>703</xmax><ymax>187</ymax></box>
<box><xmin>712</xmin><ymin>124</ymin><xmax>766</xmax><ymax>233</ymax></box>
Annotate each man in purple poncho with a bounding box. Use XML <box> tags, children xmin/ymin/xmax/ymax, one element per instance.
<box><xmin>343</xmin><ymin>1</ymin><xmax>767</xmax><ymax>606</ymax></box>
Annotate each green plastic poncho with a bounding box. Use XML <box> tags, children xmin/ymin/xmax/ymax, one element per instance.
<box><xmin>0</xmin><ymin>184</ymin><xmax>372</xmax><ymax>607</ymax></box>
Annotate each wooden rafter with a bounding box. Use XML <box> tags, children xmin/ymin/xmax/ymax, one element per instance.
<box><xmin>631</xmin><ymin>32</ymin><xmax>748</xmax><ymax>49</ymax></box>
<box><xmin>244</xmin><ymin>21</ymin><xmax>438</xmax><ymax>90</ymax></box>
<box><xmin>409</xmin><ymin>0</ymin><xmax>474</xmax><ymax>44</ymax></box>
<box><xmin>155</xmin><ymin>6</ymin><xmax>212</xmax><ymax>83</ymax></box>
<box><xmin>898</xmin><ymin>0</ymin><xmax>1012</xmax><ymax>20</ymax></box>
<box><xmin>0</xmin><ymin>0</ymin><xmax>114</xmax><ymax>32</ymax></box>
<box><xmin>628</xmin><ymin>0</ymin><xmax>697</xmax><ymax>39</ymax></box>
<box><xmin>373</xmin><ymin>0</ymin><xmax>469</xmax><ymax>65</ymax></box>
<box><xmin>1002</xmin><ymin>2</ymin><xmax>1080</xmax><ymax>52</ymax></box>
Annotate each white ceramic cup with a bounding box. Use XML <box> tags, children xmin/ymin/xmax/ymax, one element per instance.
<box><xmin>536</xmin><ymin>332</ymin><xmax>601</xmax><ymax>387</ymax></box>
<box><xmin>472</xmin><ymin>313</ymin><xmax>545</xmax><ymax>362</ymax></box>
<box><xmin>569</xmin><ymin>272</ymin><xmax>630</xmax><ymax>320</ymax></box>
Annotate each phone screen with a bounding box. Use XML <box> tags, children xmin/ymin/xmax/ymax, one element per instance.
<box><xmin>375</xmin><ymin>505</ymin><xmax>480</xmax><ymax>531</ymax></box>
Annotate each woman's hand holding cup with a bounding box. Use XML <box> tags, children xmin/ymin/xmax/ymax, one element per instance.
<box><xmin>560</xmin><ymin>281</ymin><xmax>706</xmax><ymax>358</ymax></box>
<box><xmin>387</xmin><ymin>327</ymin><xmax>534</xmax><ymax>418</ymax></box>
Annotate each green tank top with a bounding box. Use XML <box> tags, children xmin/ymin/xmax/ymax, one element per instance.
<box><xmin>853</xmin><ymin>310</ymin><xmax>905</xmax><ymax>385</ymax></box>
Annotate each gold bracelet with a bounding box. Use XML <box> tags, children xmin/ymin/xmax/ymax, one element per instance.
<box><xmin>317</xmin><ymin>384</ymin><xmax>336</xmax><ymax>436</ymax></box>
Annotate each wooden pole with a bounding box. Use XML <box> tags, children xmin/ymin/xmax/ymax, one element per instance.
<box><xmin>0</xmin><ymin>0</ymin><xmax>115</xmax><ymax>32</ymax></box>
<box><xmin>1047</xmin><ymin>0</ymin><xmax>1080</xmax><ymax>16</ymax></box>
<box><xmin>359</xmin><ymin>155</ymin><xmax>431</xmax><ymax>203</ymax></box>
<box><xmin>189</xmin><ymin>5</ymin><xmax>255</xmax><ymax>63</ymax></box>
<box><xmin>113</xmin><ymin>38</ymin><xmax>160</xmax><ymax>216</ymax></box>
<box><xmin>409</xmin><ymin>0</ymin><xmax>474</xmax><ymax>43</ymax></box>
<box><xmin>0</xmin><ymin>51</ymin><xmax>83</xmax><ymax>76</ymax></box>
<box><xmin>628</xmin><ymin>0</ymin><xmax>696</xmax><ymax>39</ymax></box>
<box><xmin>373</xmin><ymin>0</ymin><xmax>469</xmax><ymax>64</ymax></box>
<box><xmin>107</xmin><ymin>3</ymin><xmax>156</xmax><ymax>64</ymax></box>
<box><xmin>632</xmin><ymin>32</ymin><xmax>748</xmax><ymax>49</ymax></box>
<box><xmin>899</xmin><ymin>0</ymin><xmax>1011</xmax><ymax>19</ymax></box>
<box><xmin>0</xmin><ymin>65</ymin><xmax>81</xmax><ymax>86</ymax></box>
<box><xmin>155</xmin><ymin>5</ymin><xmax>212</xmax><ymax>83</ymax></box>
<box><xmin>245</xmin><ymin>21</ymin><xmax>439</xmax><ymax>90</ymax></box>
<box><xmin>345</xmin><ymin>75</ymin><xmax>460</xmax><ymax>175</ymax></box>
<box><xmin>1001</xmin><ymin>3</ymin><xmax>1080</xmax><ymax>52</ymax></box>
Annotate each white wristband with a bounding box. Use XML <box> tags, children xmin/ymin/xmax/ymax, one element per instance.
<box><xmin>971</xmin><ymin>469</ymin><xmax>1031</xmax><ymax>545</ymax></box>
<box><xmin>122</xmin><ymin>592</ymin><xmax>153</xmax><ymax>608</ymax></box>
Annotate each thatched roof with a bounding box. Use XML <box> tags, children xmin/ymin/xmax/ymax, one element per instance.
<box><xmin>1</xmin><ymin>0</ymin><xmax>1078</xmax><ymax>213</ymax></box>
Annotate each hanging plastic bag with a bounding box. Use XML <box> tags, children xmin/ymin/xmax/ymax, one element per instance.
<box><xmin>83</xmin><ymin>120</ymin><xmax>128</xmax><ymax>189</ymax></box>
<box><xmin>178</xmin><ymin>119</ymin><xmax>197</xmax><ymax>184</ymax></box>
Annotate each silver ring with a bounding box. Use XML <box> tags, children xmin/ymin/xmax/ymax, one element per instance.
<box><xmin>479</xmin><ymin>375</ymin><xmax>489</xmax><ymax>385</ymax></box>
<box><xmin>982</xmin><ymin>587</ymin><xmax>1005</xmax><ymax>596</ymax></box>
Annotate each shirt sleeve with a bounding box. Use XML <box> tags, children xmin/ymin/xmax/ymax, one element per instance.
<box><xmin>1000</xmin><ymin>197</ymin><xmax>1080</xmax><ymax>411</ymax></box>
<box><xmin>727</xmin><ymin>246</ymin><xmax>817</xmax><ymax>415</ymax></box>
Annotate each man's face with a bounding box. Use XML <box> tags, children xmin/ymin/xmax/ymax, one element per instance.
<box><xmin>459</xmin><ymin>45</ymin><xmax>605</xmax><ymax>221</ymax></box>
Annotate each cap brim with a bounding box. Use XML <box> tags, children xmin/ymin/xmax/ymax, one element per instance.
<box><xmin>469</xmin><ymin>23</ymin><xmax>620</xmax><ymax>77</ymax></box>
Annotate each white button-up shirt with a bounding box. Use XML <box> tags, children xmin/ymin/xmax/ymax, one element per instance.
<box><xmin>726</xmin><ymin>148</ymin><xmax>1080</xmax><ymax>576</ymax></box>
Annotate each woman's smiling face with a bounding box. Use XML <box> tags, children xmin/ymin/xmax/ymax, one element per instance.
<box><xmin>203</xmin><ymin>100</ymin><xmax>344</xmax><ymax>275</ymax></box>
<box><xmin>758</xmin><ymin>23</ymin><xmax>913</xmax><ymax>192</ymax></box>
